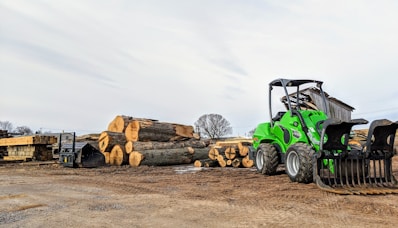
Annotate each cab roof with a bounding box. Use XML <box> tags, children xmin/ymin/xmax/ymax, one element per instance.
<box><xmin>269</xmin><ymin>79</ymin><xmax>323</xmax><ymax>87</ymax></box>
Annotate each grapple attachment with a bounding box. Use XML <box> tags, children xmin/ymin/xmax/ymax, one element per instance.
<box><xmin>314</xmin><ymin>118</ymin><xmax>398</xmax><ymax>195</ymax></box>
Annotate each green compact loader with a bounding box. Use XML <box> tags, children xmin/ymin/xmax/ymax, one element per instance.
<box><xmin>252</xmin><ymin>78</ymin><xmax>398</xmax><ymax>195</ymax></box>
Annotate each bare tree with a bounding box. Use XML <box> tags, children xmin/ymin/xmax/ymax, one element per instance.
<box><xmin>0</xmin><ymin>121</ymin><xmax>13</xmax><ymax>132</ymax></box>
<box><xmin>194</xmin><ymin>114</ymin><xmax>232</xmax><ymax>139</ymax></box>
<box><xmin>14</xmin><ymin>126</ymin><xmax>33</xmax><ymax>135</ymax></box>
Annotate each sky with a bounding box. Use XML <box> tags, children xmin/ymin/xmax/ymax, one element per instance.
<box><xmin>1</xmin><ymin>0</ymin><xmax>398</xmax><ymax>136</ymax></box>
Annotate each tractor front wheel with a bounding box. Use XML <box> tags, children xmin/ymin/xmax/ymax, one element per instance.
<box><xmin>255</xmin><ymin>143</ymin><xmax>279</xmax><ymax>175</ymax></box>
<box><xmin>285</xmin><ymin>143</ymin><xmax>315</xmax><ymax>183</ymax></box>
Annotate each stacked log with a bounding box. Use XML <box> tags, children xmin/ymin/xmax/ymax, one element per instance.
<box><xmin>0</xmin><ymin>130</ymin><xmax>9</xmax><ymax>138</ymax></box>
<box><xmin>0</xmin><ymin>135</ymin><xmax>57</xmax><ymax>161</ymax></box>
<box><xmin>98</xmin><ymin>115</ymin><xmax>208</xmax><ymax>167</ymax></box>
<box><xmin>194</xmin><ymin>139</ymin><xmax>254</xmax><ymax>168</ymax></box>
<box><xmin>0</xmin><ymin>130</ymin><xmax>9</xmax><ymax>157</ymax></box>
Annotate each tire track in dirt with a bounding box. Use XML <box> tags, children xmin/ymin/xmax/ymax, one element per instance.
<box><xmin>2</xmin><ymin>162</ymin><xmax>398</xmax><ymax>227</ymax></box>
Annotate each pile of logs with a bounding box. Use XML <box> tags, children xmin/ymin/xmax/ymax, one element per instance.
<box><xmin>194</xmin><ymin>139</ymin><xmax>254</xmax><ymax>168</ymax></box>
<box><xmin>0</xmin><ymin>135</ymin><xmax>57</xmax><ymax>161</ymax></box>
<box><xmin>98</xmin><ymin>115</ymin><xmax>210</xmax><ymax>167</ymax></box>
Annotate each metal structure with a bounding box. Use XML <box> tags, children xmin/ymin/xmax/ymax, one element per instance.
<box><xmin>58</xmin><ymin>133</ymin><xmax>105</xmax><ymax>168</ymax></box>
<box><xmin>281</xmin><ymin>87</ymin><xmax>355</xmax><ymax>121</ymax></box>
<box><xmin>252</xmin><ymin>78</ymin><xmax>398</xmax><ymax>195</ymax></box>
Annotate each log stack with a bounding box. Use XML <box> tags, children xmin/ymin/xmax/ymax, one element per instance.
<box><xmin>194</xmin><ymin>139</ymin><xmax>254</xmax><ymax>168</ymax></box>
<box><xmin>0</xmin><ymin>135</ymin><xmax>57</xmax><ymax>161</ymax></box>
<box><xmin>0</xmin><ymin>130</ymin><xmax>9</xmax><ymax>158</ymax></box>
<box><xmin>98</xmin><ymin>115</ymin><xmax>208</xmax><ymax>167</ymax></box>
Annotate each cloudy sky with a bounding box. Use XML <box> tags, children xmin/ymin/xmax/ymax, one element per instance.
<box><xmin>1</xmin><ymin>0</ymin><xmax>398</xmax><ymax>136</ymax></box>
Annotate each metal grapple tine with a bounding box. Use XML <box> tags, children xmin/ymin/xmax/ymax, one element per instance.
<box><xmin>314</xmin><ymin>118</ymin><xmax>398</xmax><ymax>195</ymax></box>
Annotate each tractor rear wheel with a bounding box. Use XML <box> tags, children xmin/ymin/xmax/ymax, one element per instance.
<box><xmin>255</xmin><ymin>143</ymin><xmax>279</xmax><ymax>175</ymax></box>
<box><xmin>285</xmin><ymin>143</ymin><xmax>314</xmax><ymax>183</ymax></box>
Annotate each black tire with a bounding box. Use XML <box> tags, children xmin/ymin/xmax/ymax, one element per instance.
<box><xmin>285</xmin><ymin>143</ymin><xmax>315</xmax><ymax>183</ymax></box>
<box><xmin>255</xmin><ymin>143</ymin><xmax>279</xmax><ymax>175</ymax></box>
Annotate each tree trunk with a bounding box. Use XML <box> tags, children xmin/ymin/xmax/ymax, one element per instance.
<box><xmin>129</xmin><ymin>151</ymin><xmax>144</xmax><ymax>167</ymax></box>
<box><xmin>124</xmin><ymin>140</ymin><xmax>209</xmax><ymax>153</ymax></box>
<box><xmin>224</xmin><ymin>146</ymin><xmax>237</xmax><ymax>160</ymax></box>
<box><xmin>216</xmin><ymin>155</ymin><xmax>227</xmax><ymax>167</ymax></box>
<box><xmin>238</xmin><ymin>143</ymin><xmax>250</xmax><ymax>157</ymax></box>
<box><xmin>194</xmin><ymin>159</ymin><xmax>218</xmax><ymax>167</ymax></box>
<box><xmin>208</xmin><ymin>147</ymin><xmax>220</xmax><ymax>160</ymax></box>
<box><xmin>107</xmin><ymin>115</ymin><xmax>134</xmax><ymax>133</ymax></box>
<box><xmin>109</xmin><ymin>144</ymin><xmax>127</xmax><ymax>166</ymax></box>
<box><xmin>232</xmin><ymin>158</ymin><xmax>241</xmax><ymax>168</ymax></box>
<box><xmin>194</xmin><ymin>159</ymin><xmax>203</xmax><ymax>167</ymax></box>
<box><xmin>242</xmin><ymin>155</ymin><xmax>254</xmax><ymax>168</ymax></box>
<box><xmin>137</xmin><ymin>147</ymin><xmax>195</xmax><ymax>166</ymax></box>
<box><xmin>125</xmin><ymin>119</ymin><xmax>198</xmax><ymax>142</ymax></box>
<box><xmin>125</xmin><ymin>141</ymin><xmax>133</xmax><ymax>154</ymax></box>
<box><xmin>98</xmin><ymin>131</ymin><xmax>126</xmax><ymax>153</ymax></box>
<box><xmin>191</xmin><ymin>147</ymin><xmax>211</xmax><ymax>161</ymax></box>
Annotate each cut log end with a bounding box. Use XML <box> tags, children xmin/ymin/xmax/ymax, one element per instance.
<box><xmin>216</xmin><ymin>155</ymin><xmax>227</xmax><ymax>167</ymax></box>
<box><xmin>98</xmin><ymin>131</ymin><xmax>126</xmax><ymax>153</ymax></box>
<box><xmin>242</xmin><ymin>155</ymin><xmax>254</xmax><ymax>168</ymax></box>
<box><xmin>108</xmin><ymin>115</ymin><xmax>133</xmax><ymax>133</ymax></box>
<box><xmin>109</xmin><ymin>145</ymin><xmax>126</xmax><ymax>166</ymax></box>
<box><xmin>232</xmin><ymin>158</ymin><xmax>241</xmax><ymax>168</ymax></box>
<box><xmin>239</xmin><ymin>145</ymin><xmax>250</xmax><ymax>157</ymax></box>
<box><xmin>194</xmin><ymin>160</ymin><xmax>203</xmax><ymax>167</ymax></box>
<box><xmin>208</xmin><ymin>147</ymin><xmax>220</xmax><ymax>160</ymax></box>
<box><xmin>125</xmin><ymin>141</ymin><xmax>133</xmax><ymax>154</ymax></box>
<box><xmin>129</xmin><ymin>151</ymin><xmax>144</xmax><ymax>167</ymax></box>
<box><xmin>224</xmin><ymin>146</ymin><xmax>237</xmax><ymax>160</ymax></box>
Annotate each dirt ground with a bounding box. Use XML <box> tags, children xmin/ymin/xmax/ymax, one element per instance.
<box><xmin>1</xmin><ymin>157</ymin><xmax>398</xmax><ymax>228</ymax></box>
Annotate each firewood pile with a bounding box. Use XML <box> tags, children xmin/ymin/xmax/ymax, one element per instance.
<box><xmin>194</xmin><ymin>139</ymin><xmax>254</xmax><ymax>168</ymax></box>
<box><xmin>98</xmin><ymin>115</ymin><xmax>210</xmax><ymax>167</ymax></box>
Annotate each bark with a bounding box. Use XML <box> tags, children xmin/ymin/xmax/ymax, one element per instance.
<box><xmin>137</xmin><ymin>147</ymin><xmax>196</xmax><ymax>166</ymax></box>
<box><xmin>125</xmin><ymin>119</ymin><xmax>197</xmax><ymax>142</ymax></box>
<box><xmin>191</xmin><ymin>147</ymin><xmax>211</xmax><ymax>161</ymax></box>
<box><xmin>124</xmin><ymin>140</ymin><xmax>208</xmax><ymax>153</ymax></box>
<box><xmin>98</xmin><ymin>131</ymin><xmax>126</xmax><ymax>153</ymax></box>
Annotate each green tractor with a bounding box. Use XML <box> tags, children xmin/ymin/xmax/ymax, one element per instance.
<box><xmin>252</xmin><ymin>78</ymin><xmax>398</xmax><ymax>194</ymax></box>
